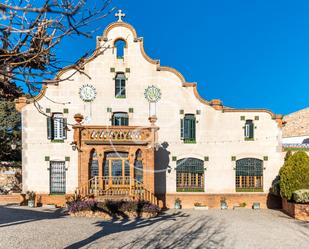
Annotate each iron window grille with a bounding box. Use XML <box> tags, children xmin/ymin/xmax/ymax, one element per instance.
<box><xmin>176</xmin><ymin>158</ymin><xmax>204</xmax><ymax>192</ymax></box>
<box><xmin>235</xmin><ymin>158</ymin><xmax>263</xmax><ymax>192</ymax></box>
<box><xmin>50</xmin><ymin>161</ymin><xmax>66</xmax><ymax>194</ymax></box>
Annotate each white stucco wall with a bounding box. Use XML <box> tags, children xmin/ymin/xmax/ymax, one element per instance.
<box><xmin>20</xmin><ymin>21</ymin><xmax>284</xmax><ymax>195</ymax></box>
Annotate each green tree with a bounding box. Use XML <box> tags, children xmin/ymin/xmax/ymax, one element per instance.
<box><xmin>284</xmin><ymin>150</ymin><xmax>292</xmax><ymax>162</ymax></box>
<box><xmin>0</xmin><ymin>99</ymin><xmax>21</xmax><ymax>161</ymax></box>
<box><xmin>279</xmin><ymin>151</ymin><xmax>309</xmax><ymax>200</ymax></box>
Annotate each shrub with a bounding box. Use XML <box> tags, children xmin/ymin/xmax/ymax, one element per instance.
<box><xmin>68</xmin><ymin>198</ymin><xmax>97</xmax><ymax>213</ymax></box>
<box><xmin>141</xmin><ymin>202</ymin><xmax>160</xmax><ymax>213</ymax></box>
<box><xmin>292</xmin><ymin>189</ymin><xmax>309</xmax><ymax>204</ymax></box>
<box><xmin>279</xmin><ymin>151</ymin><xmax>309</xmax><ymax>200</ymax></box>
<box><xmin>97</xmin><ymin>199</ymin><xmax>160</xmax><ymax>215</ymax></box>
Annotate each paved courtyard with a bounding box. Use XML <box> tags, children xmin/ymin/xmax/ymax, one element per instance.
<box><xmin>0</xmin><ymin>205</ymin><xmax>308</xmax><ymax>249</ymax></box>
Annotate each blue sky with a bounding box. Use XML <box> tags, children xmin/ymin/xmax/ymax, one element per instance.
<box><xmin>53</xmin><ymin>0</ymin><xmax>309</xmax><ymax>114</ymax></box>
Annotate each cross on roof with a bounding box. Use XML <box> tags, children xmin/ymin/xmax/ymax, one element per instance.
<box><xmin>115</xmin><ymin>10</ymin><xmax>125</xmax><ymax>22</ymax></box>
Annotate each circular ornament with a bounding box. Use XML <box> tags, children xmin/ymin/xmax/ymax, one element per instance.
<box><xmin>79</xmin><ymin>84</ymin><xmax>97</xmax><ymax>102</ymax></box>
<box><xmin>144</xmin><ymin>85</ymin><xmax>161</xmax><ymax>103</ymax></box>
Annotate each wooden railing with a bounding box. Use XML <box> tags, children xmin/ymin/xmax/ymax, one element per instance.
<box><xmin>76</xmin><ymin>176</ymin><xmax>158</xmax><ymax>205</ymax></box>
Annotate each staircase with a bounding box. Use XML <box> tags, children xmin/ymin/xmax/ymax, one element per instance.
<box><xmin>76</xmin><ymin>176</ymin><xmax>158</xmax><ymax>205</ymax></box>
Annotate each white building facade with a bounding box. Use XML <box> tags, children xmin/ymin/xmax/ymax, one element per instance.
<box><xmin>16</xmin><ymin>15</ymin><xmax>284</xmax><ymax>208</ymax></box>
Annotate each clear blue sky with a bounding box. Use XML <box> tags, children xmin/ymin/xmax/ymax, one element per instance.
<box><xmin>56</xmin><ymin>0</ymin><xmax>309</xmax><ymax>115</ymax></box>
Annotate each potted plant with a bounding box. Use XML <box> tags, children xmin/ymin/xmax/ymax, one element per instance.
<box><xmin>26</xmin><ymin>191</ymin><xmax>36</xmax><ymax>208</ymax></box>
<box><xmin>194</xmin><ymin>202</ymin><xmax>208</xmax><ymax>210</ymax></box>
<box><xmin>174</xmin><ymin>198</ymin><xmax>181</xmax><ymax>209</ymax></box>
<box><xmin>220</xmin><ymin>197</ymin><xmax>228</xmax><ymax>210</ymax></box>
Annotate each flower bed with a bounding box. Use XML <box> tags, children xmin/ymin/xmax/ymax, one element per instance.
<box><xmin>67</xmin><ymin>197</ymin><xmax>160</xmax><ymax>219</ymax></box>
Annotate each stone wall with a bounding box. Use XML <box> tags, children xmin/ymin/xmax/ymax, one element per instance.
<box><xmin>283</xmin><ymin>108</ymin><xmax>309</xmax><ymax>138</ymax></box>
<box><xmin>282</xmin><ymin>198</ymin><xmax>309</xmax><ymax>221</ymax></box>
<box><xmin>0</xmin><ymin>166</ymin><xmax>22</xmax><ymax>194</ymax></box>
<box><xmin>0</xmin><ymin>194</ymin><xmax>22</xmax><ymax>204</ymax></box>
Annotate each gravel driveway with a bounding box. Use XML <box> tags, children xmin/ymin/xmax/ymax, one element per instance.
<box><xmin>0</xmin><ymin>205</ymin><xmax>308</xmax><ymax>249</ymax></box>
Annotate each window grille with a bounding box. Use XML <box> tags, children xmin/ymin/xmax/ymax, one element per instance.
<box><xmin>176</xmin><ymin>158</ymin><xmax>204</xmax><ymax>192</ymax></box>
<box><xmin>50</xmin><ymin>161</ymin><xmax>66</xmax><ymax>194</ymax></box>
<box><xmin>235</xmin><ymin>158</ymin><xmax>263</xmax><ymax>192</ymax></box>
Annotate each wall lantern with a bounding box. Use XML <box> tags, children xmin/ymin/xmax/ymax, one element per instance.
<box><xmin>70</xmin><ymin>142</ymin><xmax>77</xmax><ymax>151</ymax></box>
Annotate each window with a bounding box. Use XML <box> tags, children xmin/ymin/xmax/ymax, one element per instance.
<box><xmin>176</xmin><ymin>158</ymin><xmax>204</xmax><ymax>192</ymax></box>
<box><xmin>47</xmin><ymin>113</ymin><xmax>67</xmax><ymax>141</ymax></box>
<box><xmin>235</xmin><ymin>158</ymin><xmax>263</xmax><ymax>192</ymax></box>
<box><xmin>115</xmin><ymin>73</ymin><xmax>126</xmax><ymax>98</ymax></box>
<box><xmin>114</xmin><ymin>39</ymin><xmax>126</xmax><ymax>59</ymax></box>
<box><xmin>244</xmin><ymin>120</ymin><xmax>254</xmax><ymax>139</ymax></box>
<box><xmin>50</xmin><ymin>161</ymin><xmax>66</xmax><ymax>194</ymax></box>
<box><xmin>134</xmin><ymin>149</ymin><xmax>143</xmax><ymax>183</ymax></box>
<box><xmin>181</xmin><ymin>114</ymin><xmax>196</xmax><ymax>143</ymax></box>
<box><xmin>89</xmin><ymin>150</ymin><xmax>98</xmax><ymax>178</ymax></box>
<box><xmin>112</xmin><ymin>112</ymin><xmax>129</xmax><ymax>126</ymax></box>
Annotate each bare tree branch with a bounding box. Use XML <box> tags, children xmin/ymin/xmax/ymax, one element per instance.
<box><xmin>0</xmin><ymin>0</ymin><xmax>116</xmax><ymax>99</ymax></box>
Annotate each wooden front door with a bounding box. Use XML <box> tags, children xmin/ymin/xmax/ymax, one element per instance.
<box><xmin>104</xmin><ymin>152</ymin><xmax>130</xmax><ymax>187</ymax></box>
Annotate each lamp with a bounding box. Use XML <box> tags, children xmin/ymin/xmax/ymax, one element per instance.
<box><xmin>70</xmin><ymin>142</ymin><xmax>77</xmax><ymax>151</ymax></box>
<box><xmin>167</xmin><ymin>166</ymin><xmax>172</xmax><ymax>174</ymax></box>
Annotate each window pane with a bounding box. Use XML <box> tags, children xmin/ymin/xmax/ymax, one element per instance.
<box><xmin>115</xmin><ymin>73</ymin><xmax>126</xmax><ymax>97</ymax></box>
<box><xmin>236</xmin><ymin>158</ymin><xmax>263</xmax><ymax>191</ymax></box>
<box><xmin>183</xmin><ymin>114</ymin><xmax>196</xmax><ymax>141</ymax></box>
<box><xmin>112</xmin><ymin>113</ymin><xmax>129</xmax><ymax>126</ymax></box>
<box><xmin>176</xmin><ymin>158</ymin><xmax>204</xmax><ymax>192</ymax></box>
<box><xmin>112</xmin><ymin>160</ymin><xmax>122</xmax><ymax>176</ymax></box>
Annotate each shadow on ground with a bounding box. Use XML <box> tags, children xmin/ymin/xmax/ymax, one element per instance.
<box><xmin>0</xmin><ymin>204</ymin><xmax>66</xmax><ymax>228</ymax></box>
<box><xmin>64</xmin><ymin>211</ymin><xmax>226</xmax><ymax>249</ymax></box>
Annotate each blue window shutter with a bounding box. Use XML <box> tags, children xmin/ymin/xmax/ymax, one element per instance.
<box><xmin>180</xmin><ymin>119</ymin><xmax>184</xmax><ymax>139</ymax></box>
<box><xmin>47</xmin><ymin>117</ymin><xmax>53</xmax><ymax>140</ymax></box>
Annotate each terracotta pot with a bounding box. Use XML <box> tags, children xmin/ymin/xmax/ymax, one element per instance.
<box><xmin>74</xmin><ymin>114</ymin><xmax>84</xmax><ymax>124</ymax></box>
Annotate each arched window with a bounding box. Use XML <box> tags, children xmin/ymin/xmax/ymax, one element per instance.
<box><xmin>114</xmin><ymin>39</ymin><xmax>126</xmax><ymax>59</ymax></box>
<box><xmin>112</xmin><ymin>112</ymin><xmax>129</xmax><ymax>126</ymax></box>
<box><xmin>89</xmin><ymin>149</ymin><xmax>98</xmax><ymax>178</ymax></box>
<box><xmin>244</xmin><ymin>120</ymin><xmax>254</xmax><ymax>139</ymax></box>
<box><xmin>236</xmin><ymin>158</ymin><xmax>263</xmax><ymax>192</ymax></box>
<box><xmin>134</xmin><ymin>149</ymin><xmax>143</xmax><ymax>183</ymax></box>
<box><xmin>115</xmin><ymin>73</ymin><xmax>126</xmax><ymax>98</ymax></box>
<box><xmin>181</xmin><ymin>114</ymin><xmax>196</xmax><ymax>143</ymax></box>
<box><xmin>176</xmin><ymin>158</ymin><xmax>204</xmax><ymax>192</ymax></box>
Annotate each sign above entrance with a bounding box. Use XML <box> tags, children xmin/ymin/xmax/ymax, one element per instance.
<box><xmin>144</xmin><ymin>85</ymin><xmax>161</xmax><ymax>103</ymax></box>
<box><xmin>79</xmin><ymin>84</ymin><xmax>97</xmax><ymax>102</ymax></box>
